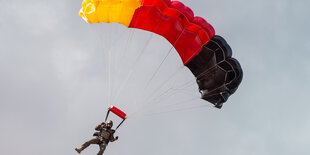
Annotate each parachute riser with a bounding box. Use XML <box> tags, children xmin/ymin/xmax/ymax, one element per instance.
<box><xmin>104</xmin><ymin>109</ymin><xmax>111</xmax><ymax>123</ymax></box>
<box><xmin>116</xmin><ymin>119</ymin><xmax>126</xmax><ymax>130</ymax></box>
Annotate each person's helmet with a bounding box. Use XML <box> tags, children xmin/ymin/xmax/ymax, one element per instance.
<box><xmin>107</xmin><ymin>120</ymin><xmax>113</xmax><ymax>127</ymax></box>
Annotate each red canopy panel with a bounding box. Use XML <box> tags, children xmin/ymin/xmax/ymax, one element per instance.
<box><xmin>129</xmin><ymin>0</ymin><xmax>215</xmax><ymax>64</ymax></box>
<box><xmin>108</xmin><ymin>106</ymin><xmax>127</xmax><ymax>119</ymax></box>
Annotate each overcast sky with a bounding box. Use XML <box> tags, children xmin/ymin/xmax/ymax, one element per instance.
<box><xmin>1</xmin><ymin>0</ymin><xmax>310</xmax><ymax>155</ymax></box>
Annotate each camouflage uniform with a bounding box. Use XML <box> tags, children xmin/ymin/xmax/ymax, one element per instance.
<box><xmin>76</xmin><ymin>123</ymin><xmax>118</xmax><ymax>155</ymax></box>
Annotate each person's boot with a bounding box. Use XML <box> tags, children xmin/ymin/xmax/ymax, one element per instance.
<box><xmin>75</xmin><ymin>148</ymin><xmax>82</xmax><ymax>154</ymax></box>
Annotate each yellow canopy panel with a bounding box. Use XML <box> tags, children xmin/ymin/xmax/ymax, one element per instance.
<box><xmin>79</xmin><ymin>0</ymin><xmax>142</xmax><ymax>27</ymax></box>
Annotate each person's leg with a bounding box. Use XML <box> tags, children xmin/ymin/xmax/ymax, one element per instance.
<box><xmin>75</xmin><ymin>138</ymin><xmax>99</xmax><ymax>153</ymax></box>
<box><xmin>97</xmin><ymin>143</ymin><xmax>107</xmax><ymax>155</ymax></box>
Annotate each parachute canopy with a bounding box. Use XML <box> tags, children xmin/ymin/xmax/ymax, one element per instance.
<box><xmin>79</xmin><ymin>0</ymin><xmax>243</xmax><ymax>108</ymax></box>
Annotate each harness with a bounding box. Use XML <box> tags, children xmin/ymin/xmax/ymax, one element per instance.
<box><xmin>94</xmin><ymin>128</ymin><xmax>113</xmax><ymax>145</ymax></box>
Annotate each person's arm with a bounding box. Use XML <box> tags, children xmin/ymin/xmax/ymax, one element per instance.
<box><xmin>109</xmin><ymin>130</ymin><xmax>118</xmax><ymax>142</ymax></box>
<box><xmin>95</xmin><ymin>125</ymin><xmax>101</xmax><ymax>131</ymax></box>
<box><xmin>95</xmin><ymin>124</ymin><xmax>103</xmax><ymax>131</ymax></box>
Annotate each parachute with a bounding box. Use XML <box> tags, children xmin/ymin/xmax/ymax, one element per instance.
<box><xmin>79</xmin><ymin>0</ymin><xmax>243</xmax><ymax>108</ymax></box>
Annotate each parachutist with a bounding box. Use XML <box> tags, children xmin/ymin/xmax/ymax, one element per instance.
<box><xmin>75</xmin><ymin>120</ymin><xmax>118</xmax><ymax>155</ymax></box>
